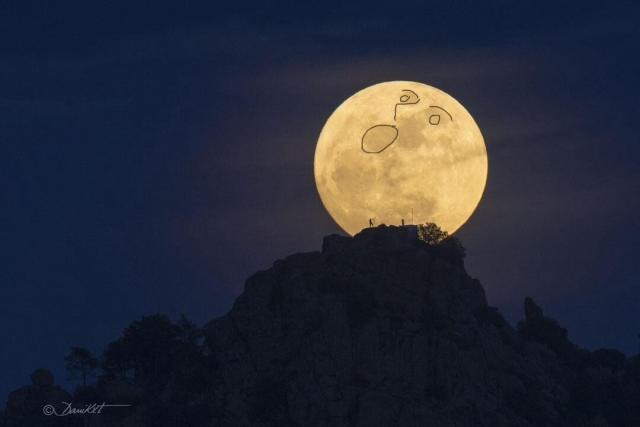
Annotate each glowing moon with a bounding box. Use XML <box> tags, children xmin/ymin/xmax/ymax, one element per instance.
<box><xmin>314</xmin><ymin>81</ymin><xmax>487</xmax><ymax>236</ymax></box>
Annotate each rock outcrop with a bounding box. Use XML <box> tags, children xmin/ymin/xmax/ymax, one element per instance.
<box><xmin>4</xmin><ymin>225</ymin><xmax>638</xmax><ymax>427</ymax></box>
<box><xmin>4</xmin><ymin>369</ymin><xmax>72</xmax><ymax>427</ymax></box>
<box><xmin>204</xmin><ymin>225</ymin><xmax>636</xmax><ymax>427</ymax></box>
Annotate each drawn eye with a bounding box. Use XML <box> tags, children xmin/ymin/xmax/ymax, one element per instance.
<box><xmin>400</xmin><ymin>95</ymin><xmax>410</xmax><ymax>102</ymax></box>
<box><xmin>427</xmin><ymin>105</ymin><xmax>453</xmax><ymax>124</ymax></box>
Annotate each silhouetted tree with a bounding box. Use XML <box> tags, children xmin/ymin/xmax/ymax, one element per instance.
<box><xmin>416</xmin><ymin>223</ymin><xmax>466</xmax><ymax>259</ymax></box>
<box><xmin>64</xmin><ymin>346</ymin><xmax>98</xmax><ymax>387</ymax></box>
<box><xmin>99</xmin><ymin>314</ymin><xmax>211</xmax><ymax>426</ymax></box>
<box><xmin>177</xmin><ymin>314</ymin><xmax>203</xmax><ymax>346</ymax></box>
<box><xmin>417</xmin><ymin>222</ymin><xmax>448</xmax><ymax>245</ymax></box>
<box><xmin>101</xmin><ymin>314</ymin><xmax>180</xmax><ymax>392</ymax></box>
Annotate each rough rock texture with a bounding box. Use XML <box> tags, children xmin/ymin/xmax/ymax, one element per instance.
<box><xmin>4</xmin><ymin>369</ymin><xmax>72</xmax><ymax>427</ymax></box>
<box><xmin>3</xmin><ymin>226</ymin><xmax>639</xmax><ymax>426</ymax></box>
<box><xmin>204</xmin><ymin>226</ymin><xmax>575</xmax><ymax>427</ymax></box>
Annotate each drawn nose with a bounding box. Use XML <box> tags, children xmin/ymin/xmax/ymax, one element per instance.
<box><xmin>361</xmin><ymin>124</ymin><xmax>399</xmax><ymax>153</ymax></box>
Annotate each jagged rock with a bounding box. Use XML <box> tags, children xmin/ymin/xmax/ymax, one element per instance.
<box><xmin>524</xmin><ymin>296</ymin><xmax>544</xmax><ymax>321</ymax></box>
<box><xmin>4</xmin><ymin>369</ymin><xmax>73</xmax><ymax>427</ymax></box>
<box><xmin>6</xmin><ymin>226</ymin><xmax>638</xmax><ymax>426</ymax></box>
<box><xmin>30</xmin><ymin>369</ymin><xmax>55</xmax><ymax>387</ymax></box>
<box><xmin>204</xmin><ymin>226</ymin><xmax>568</xmax><ymax>426</ymax></box>
<box><xmin>518</xmin><ymin>296</ymin><xmax>576</xmax><ymax>361</ymax></box>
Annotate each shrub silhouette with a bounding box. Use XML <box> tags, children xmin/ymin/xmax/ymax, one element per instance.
<box><xmin>417</xmin><ymin>222</ymin><xmax>466</xmax><ymax>259</ymax></box>
<box><xmin>417</xmin><ymin>222</ymin><xmax>448</xmax><ymax>244</ymax></box>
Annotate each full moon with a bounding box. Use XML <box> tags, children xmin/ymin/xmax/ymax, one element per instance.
<box><xmin>314</xmin><ymin>81</ymin><xmax>487</xmax><ymax>236</ymax></box>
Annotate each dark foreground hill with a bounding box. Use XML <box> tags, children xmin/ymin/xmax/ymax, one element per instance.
<box><xmin>3</xmin><ymin>226</ymin><xmax>640</xmax><ymax>426</ymax></box>
<box><xmin>203</xmin><ymin>226</ymin><xmax>640</xmax><ymax>427</ymax></box>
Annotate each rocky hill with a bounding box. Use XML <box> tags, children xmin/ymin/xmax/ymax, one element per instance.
<box><xmin>203</xmin><ymin>225</ymin><xmax>639</xmax><ymax>427</ymax></box>
<box><xmin>3</xmin><ymin>225</ymin><xmax>639</xmax><ymax>426</ymax></box>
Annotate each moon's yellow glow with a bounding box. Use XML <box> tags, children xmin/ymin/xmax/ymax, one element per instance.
<box><xmin>314</xmin><ymin>81</ymin><xmax>487</xmax><ymax>236</ymax></box>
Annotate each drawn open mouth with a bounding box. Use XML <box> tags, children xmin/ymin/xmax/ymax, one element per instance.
<box><xmin>361</xmin><ymin>124</ymin><xmax>399</xmax><ymax>153</ymax></box>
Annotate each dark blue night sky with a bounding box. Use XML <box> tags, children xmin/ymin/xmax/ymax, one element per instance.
<box><xmin>1</xmin><ymin>0</ymin><xmax>639</xmax><ymax>402</ymax></box>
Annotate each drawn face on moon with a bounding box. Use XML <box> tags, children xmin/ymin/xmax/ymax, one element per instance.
<box><xmin>314</xmin><ymin>81</ymin><xmax>488</xmax><ymax>236</ymax></box>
